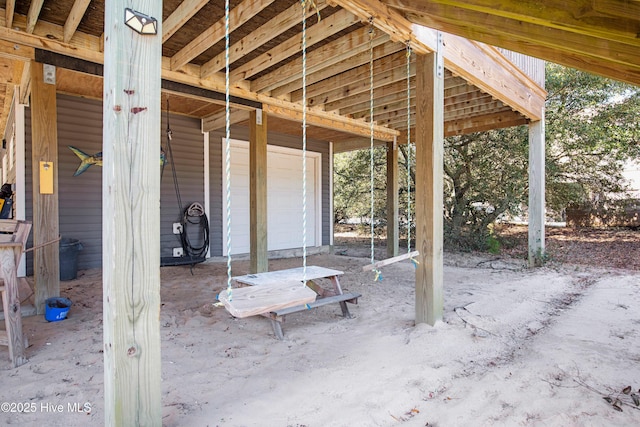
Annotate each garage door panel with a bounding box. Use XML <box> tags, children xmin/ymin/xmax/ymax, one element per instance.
<box><xmin>223</xmin><ymin>140</ymin><xmax>321</xmax><ymax>256</ymax></box>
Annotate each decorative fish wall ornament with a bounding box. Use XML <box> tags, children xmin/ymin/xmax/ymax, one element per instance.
<box><xmin>68</xmin><ymin>146</ymin><xmax>167</xmax><ymax>176</ymax></box>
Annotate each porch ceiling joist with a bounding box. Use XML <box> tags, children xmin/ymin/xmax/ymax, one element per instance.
<box><xmin>201</xmin><ymin>0</ymin><xmax>329</xmax><ymax>79</ymax></box>
<box><xmin>170</xmin><ymin>0</ymin><xmax>276</xmax><ymax>71</ymax></box>
<box><xmin>251</xmin><ymin>25</ymin><xmax>391</xmax><ymax>94</ymax></box>
<box><xmin>0</xmin><ymin>1</ymin><xmax>547</xmax><ymax>144</ymax></box>
<box><xmin>0</xmin><ymin>12</ymin><xmax>397</xmax><ymax>142</ymax></box>
<box><xmin>62</xmin><ymin>0</ymin><xmax>91</xmax><ymax>43</ymax></box>
<box><xmin>334</xmin><ymin>0</ymin><xmax>545</xmax><ymax>120</ymax></box>
<box><xmin>385</xmin><ymin>0</ymin><xmax>640</xmax><ymax>86</ymax></box>
<box><xmin>229</xmin><ymin>8</ymin><xmax>359</xmax><ymax>83</ymax></box>
<box><xmin>163</xmin><ymin>0</ymin><xmax>209</xmax><ymax>44</ymax></box>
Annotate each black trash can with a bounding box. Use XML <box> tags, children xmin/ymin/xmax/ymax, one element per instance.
<box><xmin>59</xmin><ymin>238</ymin><xmax>83</xmax><ymax>281</ymax></box>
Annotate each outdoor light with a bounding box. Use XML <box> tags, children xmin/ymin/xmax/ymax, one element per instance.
<box><xmin>124</xmin><ymin>8</ymin><xmax>157</xmax><ymax>35</ymax></box>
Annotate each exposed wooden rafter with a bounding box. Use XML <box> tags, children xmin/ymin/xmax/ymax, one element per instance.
<box><xmin>63</xmin><ymin>0</ymin><xmax>91</xmax><ymax>43</ymax></box>
<box><xmin>170</xmin><ymin>0</ymin><xmax>276</xmax><ymax>71</ymax></box>
<box><xmin>163</xmin><ymin>0</ymin><xmax>210</xmax><ymax>43</ymax></box>
<box><xmin>0</xmin><ymin>0</ymin><xmax>548</xmax><ymax>144</ymax></box>
<box><xmin>385</xmin><ymin>0</ymin><xmax>640</xmax><ymax>86</ymax></box>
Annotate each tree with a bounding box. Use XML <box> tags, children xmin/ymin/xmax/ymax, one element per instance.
<box><xmin>334</xmin><ymin>64</ymin><xmax>640</xmax><ymax>251</ymax></box>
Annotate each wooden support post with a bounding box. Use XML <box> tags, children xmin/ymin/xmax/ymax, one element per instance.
<box><xmin>250</xmin><ymin>108</ymin><xmax>268</xmax><ymax>273</ymax></box>
<box><xmin>528</xmin><ymin>117</ymin><xmax>546</xmax><ymax>267</ymax></box>
<box><xmin>386</xmin><ymin>137</ymin><xmax>399</xmax><ymax>258</ymax></box>
<box><xmin>414</xmin><ymin>37</ymin><xmax>444</xmax><ymax>326</ymax></box>
<box><xmin>102</xmin><ymin>0</ymin><xmax>162</xmax><ymax>425</ymax></box>
<box><xmin>30</xmin><ymin>61</ymin><xmax>60</xmax><ymax>315</ymax></box>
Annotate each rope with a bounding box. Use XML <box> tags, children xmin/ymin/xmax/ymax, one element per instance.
<box><xmin>224</xmin><ymin>0</ymin><xmax>233</xmax><ymax>300</ymax></box>
<box><xmin>368</xmin><ymin>19</ymin><xmax>381</xmax><ymax>280</ymax></box>
<box><xmin>406</xmin><ymin>42</ymin><xmax>412</xmax><ymax>255</ymax></box>
<box><xmin>405</xmin><ymin>43</ymin><xmax>419</xmax><ymax>269</ymax></box>
<box><xmin>301</xmin><ymin>0</ymin><xmax>308</xmax><ymax>284</ymax></box>
<box><xmin>368</xmin><ymin>19</ymin><xmax>375</xmax><ymax>265</ymax></box>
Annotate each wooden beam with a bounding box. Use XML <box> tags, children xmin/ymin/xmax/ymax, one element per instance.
<box><xmin>262</xmin><ymin>103</ymin><xmax>398</xmax><ymax>142</ymax></box>
<box><xmin>201</xmin><ymin>0</ymin><xmax>328</xmax><ymax>78</ymax></box>
<box><xmin>347</xmin><ymin>87</ymin><xmax>413</xmax><ymax>118</ymax></box>
<box><xmin>25</xmin><ymin>0</ymin><xmax>44</xmax><ymax>34</ymax></box>
<box><xmin>5</xmin><ymin>0</ymin><xmax>15</xmax><ymax>29</ymax></box>
<box><xmin>63</xmin><ymin>0</ymin><xmax>91</xmax><ymax>43</ymax></box>
<box><xmin>414</xmin><ymin>47</ymin><xmax>444</xmax><ymax>326</ymax></box>
<box><xmin>252</xmin><ymin>26</ymin><xmax>390</xmax><ymax>94</ymax></box>
<box><xmin>441</xmin><ymin>33</ymin><xmax>545</xmax><ymax>121</ymax></box>
<box><xmin>30</xmin><ymin>62</ymin><xmax>59</xmax><ymax>315</ymax></box>
<box><xmin>444</xmin><ymin>111</ymin><xmax>528</xmax><ymax>136</ymax></box>
<box><xmin>0</xmin><ymin>16</ymin><xmax>104</xmax><ymax>64</ymax></box>
<box><xmin>390</xmin><ymin>0</ymin><xmax>640</xmax><ymax>87</ymax></box>
<box><xmin>102</xmin><ymin>0</ymin><xmax>162</xmax><ymax>424</ymax></box>
<box><xmin>400</xmin><ymin>0</ymin><xmax>640</xmax><ymax>45</ymax></box>
<box><xmin>593</xmin><ymin>0</ymin><xmax>640</xmax><ymax>20</ymax></box>
<box><xmin>0</xmin><ymin>25</ymin><xmax>397</xmax><ymax>141</ymax></box>
<box><xmin>202</xmin><ymin>108</ymin><xmax>250</xmax><ymax>132</ymax></box>
<box><xmin>332</xmin><ymin>137</ymin><xmax>388</xmax><ymax>153</ymax></box>
<box><xmin>305</xmin><ymin>60</ymin><xmax>414</xmax><ymax>108</ymax></box>
<box><xmin>162</xmin><ymin>0</ymin><xmax>209</xmax><ymax>43</ymax></box>
<box><xmin>333</xmin><ymin>0</ymin><xmax>436</xmax><ymax>53</ymax></box>
<box><xmin>269</xmin><ymin>36</ymin><xmax>400</xmax><ymax>98</ymax></box>
<box><xmin>19</xmin><ymin>60</ymin><xmax>30</xmax><ymax>104</ymax></box>
<box><xmin>230</xmin><ymin>9</ymin><xmax>359</xmax><ymax>82</ymax></box>
<box><xmin>295</xmin><ymin>50</ymin><xmax>409</xmax><ymax>103</ymax></box>
<box><xmin>250</xmin><ymin>109</ymin><xmax>268</xmax><ymax>274</ymax></box>
<box><xmin>325</xmin><ymin>77</ymin><xmax>408</xmax><ymax>112</ymax></box>
<box><xmin>444</xmin><ymin>101</ymin><xmax>507</xmax><ymax>121</ymax></box>
<box><xmin>528</xmin><ymin>118</ymin><xmax>545</xmax><ymax>266</ymax></box>
<box><xmin>386</xmin><ymin>139</ymin><xmax>399</xmax><ymax>258</ymax></box>
<box><xmin>170</xmin><ymin>0</ymin><xmax>275</xmax><ymax>71</ymax></box>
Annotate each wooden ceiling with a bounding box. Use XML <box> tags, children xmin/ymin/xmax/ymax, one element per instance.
<box><xmin>0</xmin><ymin>1</ymin><xmax>548</xmax><ymax>150</ymax></box>
<box><xmin>385</xmin><ymin>0</ymin><xmax>640</xmax><ymax>87</ymax></box>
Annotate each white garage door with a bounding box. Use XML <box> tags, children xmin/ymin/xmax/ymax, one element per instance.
<box><xmin>223</xmin><ymin>139</ymin><xmax>321</xmax><ymax>255</ymax></box>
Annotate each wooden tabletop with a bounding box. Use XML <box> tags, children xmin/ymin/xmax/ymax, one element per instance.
<box><xmin>233</xmin><ymin>266</ymin><xmax>344</xmax><ymax>286</ymax></box>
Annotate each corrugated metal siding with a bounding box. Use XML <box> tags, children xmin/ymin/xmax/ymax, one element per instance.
<box><xmin>207</xmin><ymin>126</ymin><xmax>330</xmax><ymax>256</ymax></box>
<box><xmin>25</xmin><ymin>94</ymin><xmax>204</xmax><ymax>272</ymax></box>
<box><xmin>499</xmin><ymin>49</ymin><xmax>545</xmax><ymax>88</ymax></box>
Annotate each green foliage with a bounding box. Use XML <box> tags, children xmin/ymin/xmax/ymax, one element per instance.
<box><xmin>333</xmin><ymin>64</ymin><xmax>640</xmax><ymax>253</ymax></box>
<box><xmin>545</xmin><ymin>63</ymin><xmax>640</xmax><ymax>215</ymax></box>
<box><xmin>334</xmin><ymin>147</ymin><xmax>388</xmax><ymax>226</ymax></box>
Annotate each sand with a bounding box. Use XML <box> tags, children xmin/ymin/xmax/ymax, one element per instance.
<box><xmin>1</xmin><ymin>250</ymin><xmax>639</xmax><ymax>426</ymax></box>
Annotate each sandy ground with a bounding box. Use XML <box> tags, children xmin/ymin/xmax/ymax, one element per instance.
<box><xmin>1</xmin><ymin>247</ymin><xmax>640</xmax><ymax>426</ymax></box>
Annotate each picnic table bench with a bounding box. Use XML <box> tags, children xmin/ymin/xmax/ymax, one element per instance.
<box><xmin>230</xmin><ymin>266</ymin><xmax>360</xmax><ymax>339</ymax></box>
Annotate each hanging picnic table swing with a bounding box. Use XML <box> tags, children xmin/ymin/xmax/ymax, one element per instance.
<box><xmin>361</xmin><ymin>37</ymin><xmax>419</xmax><ymax>280</ymax></box>
<box><xmin>217</xmin><ymin>0</ymin><xmax>319</xmax><ymax>318</ymax></box>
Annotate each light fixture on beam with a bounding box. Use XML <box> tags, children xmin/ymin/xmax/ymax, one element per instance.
<box><xmin>124</xmin><ymin>8</ymin><xmax>157</xmax><ymax>35</ymax></box>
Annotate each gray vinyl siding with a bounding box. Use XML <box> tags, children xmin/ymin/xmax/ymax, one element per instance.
<box><xmin>23</xmin><ymin>93</ymin><xmax>329</xmax><ymax>271</ymax></box>
<box><xmin>160</xmin><ymin>114</ymin><xmax>205</xmax><ymax>258</ymax></box>
<box><xmin>25</xmin><ymin>94</ymin><xmax>204</xmax><ymax>272</ymax></box>
<box><xmin>207</xmin><ymin>126</ymin><xmax>330</xmax><ymax>256</ymax></box>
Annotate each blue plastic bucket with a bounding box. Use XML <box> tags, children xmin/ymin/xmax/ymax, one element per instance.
<box><xmin>45</xmin><ymin>297</ymin><xmax>72</xmax><ymax>322</ymax></box>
